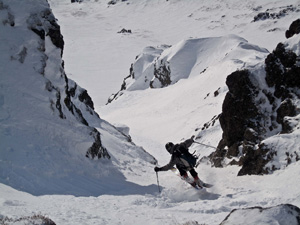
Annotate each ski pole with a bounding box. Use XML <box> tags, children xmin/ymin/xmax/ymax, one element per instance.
<box><xmin>156</xmin><ymin>172</ymin><xmax>161</xmax><ymax>193</ymax></box>
<box><xmin>194</xmin><ymin>141</ymin><xmax>218</xmax><ymax>150</ymax></box>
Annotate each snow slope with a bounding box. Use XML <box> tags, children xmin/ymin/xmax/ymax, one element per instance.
<box><xmin>1</xmin><ymin>161</ymin><xmax>300</xmax><ymax>224</ymax></box>
<box><xmin>101</xmin><ymin>34</ymin><xmax>269</xmax><ymax>157</ymax></box>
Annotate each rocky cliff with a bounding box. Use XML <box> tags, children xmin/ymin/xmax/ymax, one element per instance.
<box><xmin>210</xmin><ymin>20</ymin><xmax>300</xmax><ymax>175</ymax></box>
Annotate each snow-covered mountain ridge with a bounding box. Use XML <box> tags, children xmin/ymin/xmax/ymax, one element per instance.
<box><xmin>0</xmin><ymin>0</ymin><xmax>156</xmax><ymax>196</ymax></box>
<box><xmin>108</xmin><ymin>34</ymin><xmax>269</xmax><ymax>102</ymax></box>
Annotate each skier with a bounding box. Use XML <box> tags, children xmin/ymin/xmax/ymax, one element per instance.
<box><xmin>154</xmin><ymin>136</ymin><xmax>204</xmax><ymax>188</ymax></box>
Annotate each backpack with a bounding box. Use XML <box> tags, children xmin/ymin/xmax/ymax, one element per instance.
<box><xmin>174</xmin><ymin>144</ymin><xmax>198</xmax><ymax>168</ymax></box>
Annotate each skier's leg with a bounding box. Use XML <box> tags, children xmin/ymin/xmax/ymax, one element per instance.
<box><xmin>177</xmin><ymin>167</ymin><xmax>193</xmax><ymax>183</ymax></box>
<box><xmin>189</xmin><ymin>169</ymin><xmax>204</xmax><ymax>187</ymax></box>
<box><xmin>189</xmin><ymin>169</ymin><xmax>198</xmax><ymax>178</ymax></box>
<box><xmin>178</xmin><ymin>167</ymin><xmax>188</xmax><ymax>177</ymax></box>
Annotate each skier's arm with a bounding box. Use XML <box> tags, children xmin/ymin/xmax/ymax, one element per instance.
<box><xmin>181</xmin><ymin>136</ymin><xmax>194</xmax><ymax>148</ymax></box>
<box><xmin>156</xmin><ymin>155</ymin><xmax>176</xmax><ymax>171</ymax></box>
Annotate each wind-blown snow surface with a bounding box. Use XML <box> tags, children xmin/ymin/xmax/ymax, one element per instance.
<box><xmin>1</xmin><ymin>0</ymin><xmax>300</xmax><ymax>225</ymax></box>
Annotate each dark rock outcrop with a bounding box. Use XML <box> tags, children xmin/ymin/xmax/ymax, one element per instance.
<box><xmin>79</xmin><ymin>89</ymin><xmax>95</xmax><ymax>110</ymax></box>
<box><xmin>199</xmin><ymin>114</ymin><xmax>221</xmax><ymax>131</ymax></box>
<box><xmin>219</xmin><ymin>70</ymin><xmax>261</xmax><ymax>149</ymax></box>
<box><xmin>28</xmin><ymin>8</ymin><xmax>64</xmax><ymax>56</ymax></box>
<box><xmin>118</xmin><ymin>28</ymin><xmax>132</xmax><ymax>34</ymax></box>
<box><xmin>86</xmin><ymin>129</ymin><xmax>111</xmax><ymax>159</ymax></box>
<box><xmin>286</xmin><ymin>18</ymin><xmax>300</xmax><ymax>38</ymax></box>
<box><xmin>150</xmin><ymin>60</ymin><xmax>172</xmax><ymax>88</ymax></box>
<box><xmin>210</xmin><ymin>21</ymin><xmax>300</xmax><ymax>175</ymax></box>
<box><xmin>265</xmin><ymin>42</ymin><xmax>300</xmax><ymax>94</ymax></box>
<box><xmin>210</xmin><ymin>70</ymin><xmax>266</xmax><ymax>170</ymax></box>
<box><xmin>108</xmin><ymin>0</ymin><xmax>128</xmax><ymax>5</ymax></box>
<box><xmin>253</xmin><ymin>5</ymin><xmax>300</xmax><ymax>22</ymax></box>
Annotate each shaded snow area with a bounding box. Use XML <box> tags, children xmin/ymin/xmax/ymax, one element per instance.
<box><xmin>1</xmin><ymin>0</ymin><xmax>300</xmax><ymax>225</ymax></box>
<box><xmin>0</xmin><ymin>0</ymin><xmax>156</xmax><ymax>197</ymax></box>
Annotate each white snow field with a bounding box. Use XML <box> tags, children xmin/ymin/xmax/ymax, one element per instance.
<box><xmin>48</xmin><ymin>0</ymin><xmax>300</xmax><ymax>107</ymax></box>
<box><xmin>1</xmin><ymin>0</ymin><xmax>300</xmax><ymax>224</ymax></box>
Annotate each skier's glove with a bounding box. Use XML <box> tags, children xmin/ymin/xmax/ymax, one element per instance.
<box><xmin>154</xmin><ymin>167</ymin><xmax>161</xmax><ymax>172</ymax></box>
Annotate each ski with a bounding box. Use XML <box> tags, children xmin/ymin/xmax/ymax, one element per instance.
<box><xmin>170</xmin><ymin>168</ymin><xmax>213</xmax><ymax>190</ymax></box>
<box><xmin>202</xmin><ymin>182</ymin><xmax>213</xmax><ymax>188</ymax></box>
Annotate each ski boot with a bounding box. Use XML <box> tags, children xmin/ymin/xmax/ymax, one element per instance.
<box><xmin>192</xmin><ymin>176</ymin><xmax>204</xmax><ymax>189</ymax></box>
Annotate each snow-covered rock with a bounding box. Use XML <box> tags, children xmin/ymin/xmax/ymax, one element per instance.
<box><xmin>108</xmin><ymin>35</ymin><xmax>269</xmax><ymax>103</ymax></box>
<box><xmin>210</xmin><ymin>30</ymin><xmax>300</xmax><ymax>175</ymax></box>
<box><xmin>220</xmin><ymin>204</ymin><xmax>300</xmax><ymax>225</ymax></box>
<box><xmin>252</xmin><ymin>5</ymin><xmax>300</xmax><ymax>22</ymax></box>
<box><xmin>0</xmin><ymin>0</ymin><xmax>156</xmax><ymax>196</ymax></box>
<box><xmin>0</xmin><ymin>214</ymin><xmax>56</xmax><ymax>225</ymax></box>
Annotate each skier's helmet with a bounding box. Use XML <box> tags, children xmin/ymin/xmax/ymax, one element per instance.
<box><xmin>165</xmin><ymin>142</ymin><xmax>174</xmax><ymax>154</ymax></box>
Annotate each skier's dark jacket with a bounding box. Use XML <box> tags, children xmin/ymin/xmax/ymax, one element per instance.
<box><xmin>159</xmin><ymin>138</ymin><xmax>194</xmax><ymax>172</ymax></box>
